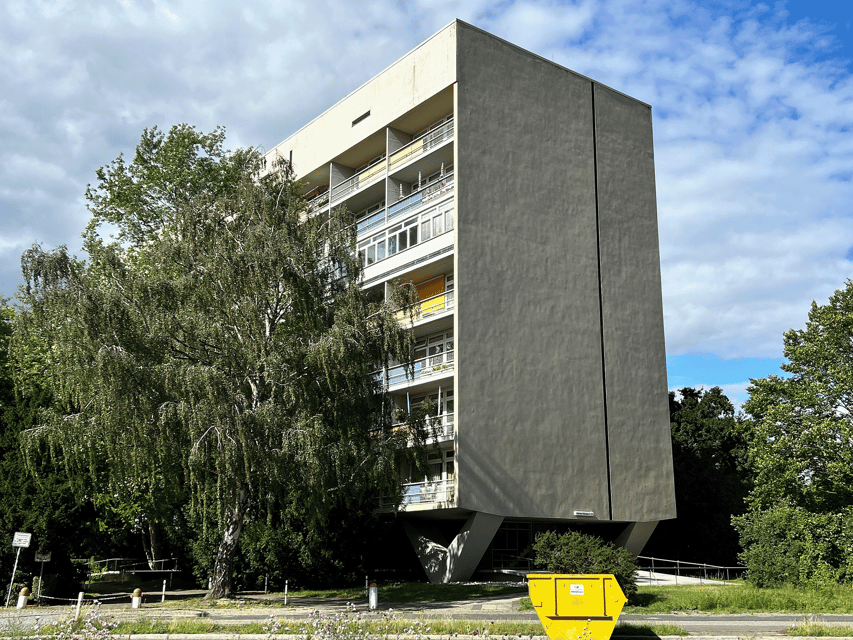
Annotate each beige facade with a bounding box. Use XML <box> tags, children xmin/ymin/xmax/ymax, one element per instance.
<box><xmin>267</xmin><ymin>20</ymin><xmax>676</xmax><ymax>582</ymax></box>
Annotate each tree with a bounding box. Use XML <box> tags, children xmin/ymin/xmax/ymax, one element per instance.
<box><xmin>0</xmin><ymin>301</ymin><xmax>110</xmax><ymax>599</ymax></box>
<box><xmin>642</xmin><ymin>387</ymin><xmax>752</xmax><ymax>566</ymax></box>
<box><xmin>17</xmin><ymin>124</ymin><xmax>423</xmax><ymax>598</ymax></box>
<box><xmin>734</xmin><ymin>280</ymin><xmax>853</xmax><ymax>586</ymax></box>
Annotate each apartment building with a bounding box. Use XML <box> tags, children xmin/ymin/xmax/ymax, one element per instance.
<box><xmin>266</xmin><ymin>20</ymin><xmax>676</xmax><ymax>583</ymax></box>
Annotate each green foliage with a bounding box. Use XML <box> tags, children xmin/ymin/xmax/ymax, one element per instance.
<box><xmin>733</xmin><ymin>503</ymin><xmax>853</xmax><ymax>588</ymax></box>
<box><xmin>16</xmin><ymin>124</ymin><xmax>423</xmax><ymax>598</ymax></box>
<box><xmin>738</xmin><ymin>280</ymin><xmax>853</xmax><ymax>587</ymax></box>
<box><xmin>532</xmin><ymin>530</ymin><xmax>638</xmax><ymax>599</ymax></box>
<box><xmin>0</xmin><ymin>300</ymin><xmax>113</xmax><ymax>599</ymax></box>
<box><xmin>644</xmin><ymin>386</ymin><xmax>752</xmax><ymax>565</ymax></box>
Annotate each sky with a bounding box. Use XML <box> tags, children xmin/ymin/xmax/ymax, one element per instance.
<box><xmin>1</xmin><ymin>0</ymin><xmax>851</xmax><ymax>409</ymax></box>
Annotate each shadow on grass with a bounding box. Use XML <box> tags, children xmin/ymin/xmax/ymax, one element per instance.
<box><xmin>628</xmin><ymin>591</ymin><xmax>665</xmax><ymax>608</ymax></box>
<box><xmin>613</xmin><ymin>627</ymin><xmax>664</xmax><ymax>637</ymax></box>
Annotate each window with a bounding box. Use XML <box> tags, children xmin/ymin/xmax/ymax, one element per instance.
<box><xmin>355</xmin><ymin>200</ymin><xmax>386</xmax><ymax>234</ymax></box>
<box><xmin>413</xmin><ymin>330</ymin><xmax>453</xmax><ymax>375</ymax></box>
<box><xmin>357</xmin><ymin>200</ymin><xmax>452</xmax><ymax>267</ymax></box>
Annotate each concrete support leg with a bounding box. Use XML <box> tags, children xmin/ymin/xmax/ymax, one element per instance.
<box><xmin>615</xmin><ymin>521</ymin><xmax>658</xmax><ymax>556</ymax></box>
<box><xmin>402</xmin><ymin>520</ymin><xmax>451</xmax><ymax>583</ymax></box>
<box><xmin>404</xmin><ymin>512</ymin><xmax>504</xmax><ymax>583</ymax></box>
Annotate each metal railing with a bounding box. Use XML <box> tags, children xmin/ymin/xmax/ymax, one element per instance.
<box><xmin>382</xmin><ymin>479</ymin><xmax>455</xmax><ymax>507</ymax></box>
<box><xmin>395</xmin><ymin>290</ymin><xmax>454</xmax><ymax>322</ymax></box>
<box><xmin>357</xmin><ymin>208</ymin><xmax>386</xmax><ymax>235</ymax></box>
<box><xmin>378</xmin><ymin>350</ymin><xmax>454</xmax><ymax>387</ymax></box>
<box><xmin>306</xmin><ymin>192</ymin><xmax>329</xmax><ymax>214</ymax></box>
<box><xmin>387</xmin><ymin>174</ymin><xmax>454</xmax><ymax>222</ymax></box>
<box><xmin>637</xmin><ymin>555</ymin><xmax>746</xmax><ymax>583</ymax></box>
<box><xmin>391</xmin><ymin>413</ymin><xmax>454</xmax><ymax>441</ymax></box>
<box><xmin>388</xmin><ymin>119</ymin><xmax>454</xmax><ymax>170</ymax></box>
<box><xmin>331</xmin><ymin>158</ymin><xmax>386</xmax><ymax>202</ymax></box>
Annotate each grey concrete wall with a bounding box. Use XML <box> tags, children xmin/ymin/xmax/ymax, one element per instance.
<box><xmin>454</xmin><ymin>24</ymin><xmax>611</xmax><ymax>521</ymax></box>
<box><xmin>593</xmin><ymin>85</ymin><xmax>676</xmax><ymax>522</ymax></box>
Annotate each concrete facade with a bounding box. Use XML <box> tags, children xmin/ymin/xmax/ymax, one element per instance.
<box><xmin>267</xmin><ymin>20</ymin><xmax>676</xmax><ymax>582</ymax></box>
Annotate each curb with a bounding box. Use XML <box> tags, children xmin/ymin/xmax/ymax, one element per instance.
<box><xmin>20</xmin><ymin>636</ymin><xmax>853</xmax><ymax>640</ymax></box>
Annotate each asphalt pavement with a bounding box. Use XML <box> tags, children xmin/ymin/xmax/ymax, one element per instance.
<box><xmin>2</xmin><ymin>581</ymin><xmax>853</xmax><ymax>639</ymax></box>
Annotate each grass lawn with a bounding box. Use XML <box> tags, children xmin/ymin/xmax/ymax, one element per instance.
<box><xmin>519</xmin><ymin>583</ymin><xmax>853</xmax><ymax>614</ymax></box>
<box><xmin>624</xmin><ymin>584</ymin><xmax>853</xmax><ymax>614</ymax></box>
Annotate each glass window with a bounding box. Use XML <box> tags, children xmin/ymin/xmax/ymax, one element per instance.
<box><xmin>367</xmin><ymin>245</ymin><xmax>375</xmax><ymax>265</ymax></box>
<box><xmin>377</xmin><ymin>240</ymin><xmax>386</xmax><ymax>261</ymax></box>
<box><xmin>421</xmin><ymin>220</ymin><xmax>432</xmax><ymax>241</ymax></box>
<box><xmin>434</xmin><ymin>213</ymin><xmax>444</xmax><ymax>236</ymax></box>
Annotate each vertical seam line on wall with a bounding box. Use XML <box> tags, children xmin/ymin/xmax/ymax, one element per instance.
<box><xmin>591</xmin><ymin>82</ymin><xmax>614</xmax><ymax>521</ymax></box>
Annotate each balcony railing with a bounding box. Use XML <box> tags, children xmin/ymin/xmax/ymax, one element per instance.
<box><xmin>356</xmin><ymin>208</ymin><xmax>386</xmax><ymax>235</ymax></box>
<box><xmin>381</xmin><ymin>480</ymin><xmax>455</xmax><ymax>507</ymax></box>
<box><xmin>331</xmin><ymin>158</ymin><xmax>386</xmax><ymax>202</ymax></box>
<box><xmin>388</xmin><ymin>174</ymin><xmax>453</xmax><ymax>222</ymax></box>
<box><xmin>378</xmin><ymin>350</ymin><xmax>454</xmax><ymax>387</ymax></box>
<box><xmin>394</xmin><ymin>290</ymin><xmax>454</xmax><ymax>323</ymax></box>
<box><xmin>306</xmin><ymin>192</ymin><xmax>329</xmax><ymax>214</ymax></box>
<box><xmin>354</xmin><ymin>174</ymin><xmax>454</xmax><ymax>242</ymax></box>
<box><xmin>390</xmin><ymin>413</ymin><xmax>454</xmax><ymax>442</ymax></box>
<box><xmin>388</xmin><ymin>119</ymin><xmax>454</xmax><ymax>170</ymax></box>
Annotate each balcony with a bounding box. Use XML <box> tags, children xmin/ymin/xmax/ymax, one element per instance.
<box><xmin>388</xmin><ymin>119</ymin><xmax>454</xmax><ymax>171</ymax></box>
<box><xmin>305</xmin><ymin>191</ymin><xmax>329</xmax><ymax>214</ymax></box>
<box><xmin>381</xmin><ymin>479</ymin><xmax>455</xmax><ymax>507</ymax></box>
<box><xmin>331</xmin><ymin>158</ymin><xmax>386</xmax><ymax>203</ymax></box>
<box><xmin>379</xmin><ymin>350</ymin><xmax>454</xmax><ymax>388</ymax></box>
<box><xmin>390</xmin><ymin>413</ymin><xmax>454</xmax><ymax>443</ymax></box>
<box><xmin>395</xmin><ymin>289</ymin><xmax>454</xmax><ymax>324</ymax></box>
<box><xmin>387</xmin><ymin>173</ymin><xmax>454</xmax><ymax>223</ymax></box>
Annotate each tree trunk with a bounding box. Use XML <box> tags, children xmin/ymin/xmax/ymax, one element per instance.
<box><xmin>143</xmin><ymin>521</ymin><xmax>163</xmax><ymax>570</ymax></box>
<box><xmin>205</xmin><ymin>487</ymin><xmax>248</xmax><ymax>599</ymax></box>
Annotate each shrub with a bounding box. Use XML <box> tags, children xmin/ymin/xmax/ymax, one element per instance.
<box><xmin>733</xmin><ymin>502</ymin><xmax>853</xmax><ymax>588</ymax></box>
<box><xmin>532</xmin><ymin>530</ymin><xmax>638</xmax><ymax>599</ymax></box>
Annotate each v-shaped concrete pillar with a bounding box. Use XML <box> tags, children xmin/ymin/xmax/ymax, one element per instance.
<box><xmin>403</xmin><ymin>511</ymin><xmax>504</xmax><ymax>583</ymax></box>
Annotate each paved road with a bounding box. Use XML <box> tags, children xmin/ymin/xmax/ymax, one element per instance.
<box><xmin>3</xmin><ymin>588</ymin><xmax>853</xmax><ymax>637</ymax></box>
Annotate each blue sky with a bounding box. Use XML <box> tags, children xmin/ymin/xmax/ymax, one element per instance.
<box><xmin>1</xmin><ymin>0</ymin><xmax>852</xmax><ymax>409</ymax></box>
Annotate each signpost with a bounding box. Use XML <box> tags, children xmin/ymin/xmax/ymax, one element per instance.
<box><xmin>34</xmin><ymin>551</ymin><xmax>51</xmax><ymax>601</ymax></box>
<box><xmin>5</xmin><ymin>532</ymin><xmax>31</xmax><ymax>608</ymax></box>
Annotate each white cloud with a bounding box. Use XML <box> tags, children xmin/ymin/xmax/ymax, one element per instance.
<box><xmin>0</xmin><ymin>0</ymin><xmax>851</xmax><ymax>368</ymax></box>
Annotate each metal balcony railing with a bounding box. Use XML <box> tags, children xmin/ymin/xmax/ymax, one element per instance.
<box><xmin>378</xmin><ymin>350</ymin><xmax>454</xmax><ymax>387</ymax></box>
<box><xmin>331</xmin><ymin>158</ymin><xmax>386</xmax><ymax>202</ymax></box>
<box><xmin>381</xmin><ymin>479</ymin><xmax>455</xmax><ymax>507</ymax></box>
<box><xmin>388</xmin><ymin>119</ymin><xmax>454</xmax><ymax>170</ymax></box>
<box><xmin>394</xmin><ymin>290</ymin><xmax>454</xmax><ymax>323</ymax></box>
<box><xmin>387</xmin><ymin>173</ymin><xmax>453</xmax><ymax>222</ymax></box>
<box><xmin>390</xmin><ymin>413</ymin><xmax>454</xmax><ymax>442</ymax></box>
<box><xmin>356</xmin><ymin>208</ymin><xmax>386</xmax><ymax>235</ymax></box>
<box><xmin>306</xmin><ymin>192</ymin><xmax>329</xmax><ymax>214</ymax></box>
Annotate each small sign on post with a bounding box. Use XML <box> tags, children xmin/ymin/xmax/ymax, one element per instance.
<box><xmin>6</xmin><ymin>532</ymin><xmax>32</xmax><ymax>608</ymax></box>
<box><xmin>12</xmin><ymin>533</ymin><xmax>31</xmax><ymax>548</ymax></box>
<box><xmin>34</xmin><ymin>551</ymin><xmax>51</xmax><ymax>602</ymax></box>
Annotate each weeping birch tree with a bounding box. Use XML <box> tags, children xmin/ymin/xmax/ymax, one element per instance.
<box><xmin>18</xmin><ymin>124</ymin><xmax>421</xmax><ymax>598</ymax></box>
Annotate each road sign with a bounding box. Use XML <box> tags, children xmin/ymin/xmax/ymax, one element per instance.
<box><xmin>11</xmin><ymin>532</ymin><xmax>31</xmax><ymax>548</ymax></box>
<box><xmin>34</xmin><ymin>551</ymin><xmax>51</xmax><ymax>562</ymax></box>
<box><xmin>528</xmin><ymin>573</ymin><xmax>627</xmax><ymax>640</ymax></box>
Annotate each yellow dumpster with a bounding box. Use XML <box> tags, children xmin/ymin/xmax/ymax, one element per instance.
<box><xmin>528</xmin><ymin>574</ymin><xmax>626</xmax><ymax>640</ymax></box>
